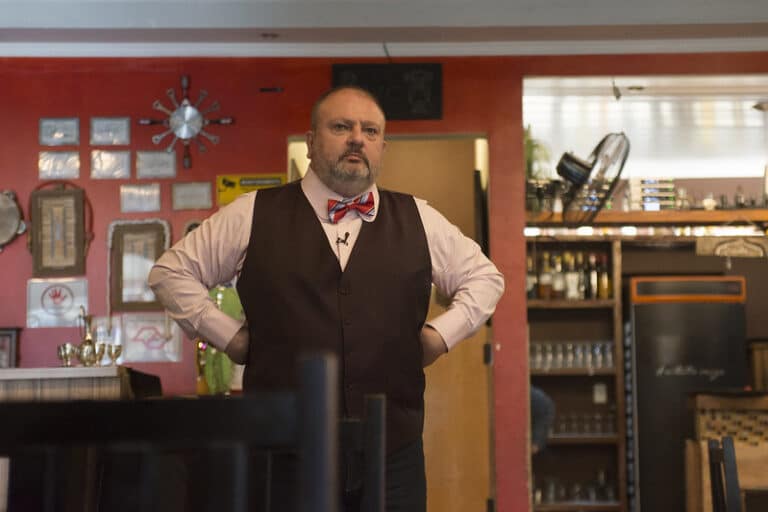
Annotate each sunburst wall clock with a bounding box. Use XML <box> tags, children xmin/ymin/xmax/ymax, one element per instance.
<box><xmin>138</xmin><ymin>75</ymin><xmax>234</xmax><ymax>169</ymax></box>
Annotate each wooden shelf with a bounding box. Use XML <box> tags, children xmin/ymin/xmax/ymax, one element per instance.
<box><xmin>534</xmin><ymin>502</ymin><xmax>621</xmax><ymax>512</ymax></box>
<box><xmin>531</xmin><ymin>368</ymin><xmax>616</xmax><ymax>376</ymax></box>
<box><xmin>526</xmin><ymin>209</ymin><xmax>768</xmax><ymax>226</ymax></box>
<box><xmin>547</xmin><ymin>434</ymin><xmax>619</xmax><ymax>445</ymax></box>
<box><xmin>528</xmin><ymin>299</ymin><xmax>615</xmax><ymax>309</ymax></box>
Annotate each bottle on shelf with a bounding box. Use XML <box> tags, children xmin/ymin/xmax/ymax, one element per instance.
<box><xmin>538</xmin><ymin>251</ymin><xmax>553</xmax><ymax>300</ymax></box>
<box><xmin>587</xmin><ymin>252</ymin><xmax>599</xmax><ymax>300</ymax></box>
<box><xmin>551</xmin><ymin>252</ymin><xmax>566</xmax><ymax>300</ymax></box>
<box><xmin>563</xmin><ymin>250</ymin><xmax>581</xmax><ymax>300</ymax></box>
<box><xmin>526</xmin><ymin>254</ymin><xmax>539</xmax><ymax>299</ymax></box>
<box><xmin>597</xmin><ymin>252</ymin><xmax>612</xmax><ymax>299</ymax></box>
<box><xmin>575</xmin><ymin>251</ymin><xmax>587</xmax><ymax>299</ymax></box>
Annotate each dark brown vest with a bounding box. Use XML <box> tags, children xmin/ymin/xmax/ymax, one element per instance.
<box><xmin>236</xmin><ymin>182</ymin><xmax>432</xmax><ymax>452</ymax></box>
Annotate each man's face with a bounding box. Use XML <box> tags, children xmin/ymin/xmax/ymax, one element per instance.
<box><xmin>306</xmin><ymin>89</ymin><xmax>386</xmax><ymax>198</ymax></box>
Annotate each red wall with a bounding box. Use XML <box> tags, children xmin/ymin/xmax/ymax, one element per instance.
<box><xmin>1</xmin><ymin>52</ymin><xmax>767</xmax><ymax>512</ymax></box>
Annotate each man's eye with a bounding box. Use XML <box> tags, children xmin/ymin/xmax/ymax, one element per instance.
<box><xmin>331</xmin><ymin>123</ymin><xmax>350</xmax><ymax>133</ymax></box>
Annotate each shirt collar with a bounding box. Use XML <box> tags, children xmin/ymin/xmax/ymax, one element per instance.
<box><xmin>301</xmin><ymin>167</ymin><xmax>379</xmax><ymax>223</ymax></box>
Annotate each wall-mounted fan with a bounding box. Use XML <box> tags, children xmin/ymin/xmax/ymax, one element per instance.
<box><xmin>556</xmin><ymin>132</ymin><xmax>630</xmax><ymax>226</ymax></box>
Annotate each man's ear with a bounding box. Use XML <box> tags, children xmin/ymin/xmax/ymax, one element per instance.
<box><xmin>305</xmin><ymin>130</ymin><xmax>314</xmax><ymax>159</ymax></box>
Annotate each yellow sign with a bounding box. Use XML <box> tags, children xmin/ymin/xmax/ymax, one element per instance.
<box><xmin>216</xmin><ymin>174</ymin><xmax>286</xmax><ymax>206</ymax></box>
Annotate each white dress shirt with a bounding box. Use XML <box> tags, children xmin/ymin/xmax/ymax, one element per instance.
<box><xmin>148</xmin><ymin>168</ymin><xmax>505</xmax><ymax>352</ymax></box>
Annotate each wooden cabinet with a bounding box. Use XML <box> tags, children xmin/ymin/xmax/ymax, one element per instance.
<box><xmin>527</xmin><ymin>239</ymin><xmax>627</xmax><ymax>512</ymax></box>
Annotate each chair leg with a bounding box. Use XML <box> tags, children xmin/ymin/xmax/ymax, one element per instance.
<box><xmin>721</xmin><ymin>437</ymin><xmax>742</xmax><ymax>512</ymax></box>
<box><xmin>708</xmin><ymin>439</ymin><xmax>726</xmax><ymax>512</ymax></box>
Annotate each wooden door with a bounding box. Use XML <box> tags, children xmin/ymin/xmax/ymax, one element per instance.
<box><xmin>378</xmin><ymin>137</ymin><xmax>493</xmax><ymax>512</ymax></box>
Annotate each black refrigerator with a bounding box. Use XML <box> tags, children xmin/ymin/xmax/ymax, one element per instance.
<box><xmin>626</xmin><ymin>276</ymin><xmax>748</xmax><ymax>512</ymax></box>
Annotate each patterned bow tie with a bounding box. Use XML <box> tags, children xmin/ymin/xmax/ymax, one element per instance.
<box><xmin>327</xmin><ymin>192</ymin><xmax>376</xmax><ymax>224</ymax></box>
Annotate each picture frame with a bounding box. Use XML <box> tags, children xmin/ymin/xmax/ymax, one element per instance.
<box><xmin>39</xmin><ymin>117</ymin><xmax>79</xmax><ymax>146</ymax></box>
<box><xmin>30</xmin><ymin>188</ymin><xmax>86</xmax><ymax>277</ymax></box>
<box><xmin>120</xmin><ymin>184</ymin><xmax>161</xmax><ymax>213</ymax></box>
<box><xmin>0</xmin><ymin>328</ymin><xmax>19</xmax><ymax>368</ymax></box>
<box><xmin>91</xmin><ymin>150</ymin><xmax>131</xmax><ymax>179</ymax></box>
<box><xmin>38</xmin><ymin>151</ymin><xmax>80</xmax><ymax>180</ymax></box>
<box><xmin>172</xmin><ymin>182</ymin><xmax>212</xmax><ymax>210</ymax></box>
<box><xmin>108</xmin><ymin>220</ymin><xmax>170</xmax><ymax>312</ymax></box>
<box><xmin>90</xmin><ymin>117</ymin><xmax>130</xmax><ymax>146</ymax></box>
<box><xmin>136</xmin><ymin>151</ymin><xmax>176</xmax><ymax>179</ymax></box>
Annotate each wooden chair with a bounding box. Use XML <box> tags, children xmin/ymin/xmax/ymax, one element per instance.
<box><xmin>708</xmin><ymin>436</ymin><xmax>742</xmax><ymax>512</ymax></box>
<box><xmin>0</xmin><ymin>353</ymin><xmax>339</xmax><ymax>512</ymax></box>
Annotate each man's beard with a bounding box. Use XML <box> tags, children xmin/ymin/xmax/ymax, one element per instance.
<box><xmin>327</xmin><ymin>151</ymin><xmax>379</xmax><ymax>186</ymax></box>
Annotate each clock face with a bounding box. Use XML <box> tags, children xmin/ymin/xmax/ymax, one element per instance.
<box><xmin>170</xmin><ymin>101</ymin><xmax>203</xmax><ymax>140</ymax></box>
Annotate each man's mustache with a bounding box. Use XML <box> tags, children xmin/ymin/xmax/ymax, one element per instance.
<box><xmin>339</xmin><ymin>150</ymin><xmax>369</xmax><ymax>167</ymax></box>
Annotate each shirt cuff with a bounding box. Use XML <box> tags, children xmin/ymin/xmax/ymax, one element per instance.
<box><xmin>196</xmin><ymin>309</ymin><xmax>245</xmax><ymax>352</ymax></box>
<box><xmin>425</xmin><ymin>309</ymin><xmax>472</xmax><ymax>351</ymax></box>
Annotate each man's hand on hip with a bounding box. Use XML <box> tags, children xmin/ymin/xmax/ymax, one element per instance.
<box><xmin>420</xmin><ymin>325</ymin><xmax>447</xmax><ymax>367</ymax></box>
<box><xmin>224</xmin><ymin>325</ymin><xmax>249</xmax><ymax>365</ymax></box>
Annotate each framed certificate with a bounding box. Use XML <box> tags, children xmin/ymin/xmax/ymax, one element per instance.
<box><xmin>91</xmin><ymin>150</ymin><xmax>131</xmax><ymax>179</ymax></box>
<box><xmin>39</xmin><ymin>117</ymin><xmax>79</xmax><ymax>146</ymax></box>
<box><xmin>136</xmin><ymin>151</ymin><xmax>176</xmax><ymax>179</ymax></box>
<box><xmin>120</xmin><ymin>183</ymin><xmax>161</xmax><ymax>213</ymax></box>
<box><xmin>108</xmin><ymin>220</ymin><xmax>169</xmax><ymax>312</ymax></box>
<box><xmin>30</xmin><ymin>188</ymin><xmax>86</xmax><ymax>277</ymax></box>
<box><xmin>90</xmin><ymin>117</ymin><xmax>130</xmax><ymax>145</ymax></box>
<box><xmin>172</xmin><ymin>182</ymin><xmax>212</xmax><ymax>210</ymax></box>
<box><xmin>38</xmin><ymin>151</ymin><xmax>80</xmax><ymax>179</ymax></box>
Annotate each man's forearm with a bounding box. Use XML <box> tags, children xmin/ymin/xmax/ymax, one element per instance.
<box><xmin>421</xmin><ymin>325</ymin><xmax>448</xmax><ymax>367</ymax></box>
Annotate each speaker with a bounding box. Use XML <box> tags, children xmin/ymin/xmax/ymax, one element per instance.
<box><xmin>332</xmin><ymin>63</ymin><xmax>442</xmax><ymax>120</ymax></box>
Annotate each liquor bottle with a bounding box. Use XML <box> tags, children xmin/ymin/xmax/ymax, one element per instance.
<box><xmin>575</xmin><ymin>251</ymin><xmax>587</xmax><ymax>299</ymax></box>
<box><xmin>538</xmin><ymin>251</ymin><xmax>553</xmax><ymax>300</ymax></box>
<box><xmin>526</xmin><ymin>254</ymin><xmax>538</xmax><ymax>299</ymax></box>
<box><xmin>587</xmin><ymin>252</ymin><xmax>599</xmax><ymax>300</ymax></box>
<box><xmin>597</xmin><ymin>252</ymin><xmax>612</xmax><ymax>299</ymax></box>
<box><xmin>551</xmin><ymin>252</ymin><xmax>566</xmax><ymax>300</ymax></box>
<box><xmin>563</xmin><ymin>251</ymin><xmax>581</xmax><ymax>300</ymax></box>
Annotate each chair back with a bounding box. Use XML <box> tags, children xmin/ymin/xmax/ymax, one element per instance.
<box><xmin>709</xmin><ymin>436</ymin><xmax>742</xmax><ymax>512</ymax></box>
<box><xmin>0</xmin><ymin>353</ymin><xmax>338</xmax><ymax>512</ymax></box>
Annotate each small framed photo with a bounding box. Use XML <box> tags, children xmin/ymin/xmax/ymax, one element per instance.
<box><xmin>172</xmin><ymin>182</ymin><xmax>212</xmax><ymax>210</ymax></box>
<box><xmin>120</xmin><ymin>183</ymin><xmax>161</xmax><ymax>213</ymax></box>
<box><xmin>38</xmin><ymin>151</ymin><xmax>80</xmax><ymax>180</ymax></box>
<box><xmin>137</xmin><ymin>151</ymin><xmax>176</xmax><ymax>179</ymax></box>
<box><xmin>39</xmin><ymin>117</ymin><xmax>79</xmax><ymax>146</ymax></box>
<box><xmin>0</xmin><ymin>328</ymin><xmax>19</xmax><ymax>368</ymax></box>
<box><xmin>108</xmin><ymin>220</ymin><xmax>170</xmax><ymax>312</ymax></box>
<box><xmin>90</xmin><ymin>117</ymin><xmax>130</xmax><ymax>146</ymax></box>
<box><xmin>30</xmin><ymin>188</ymin><xmax>86</xmax><ymax>277</ymax></box>
<box><xmin>91</xmin><ymin>150</ymin><xmax>131</xmax><ymax>179</ymax></box>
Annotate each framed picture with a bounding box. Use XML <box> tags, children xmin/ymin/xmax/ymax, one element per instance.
<box><xmin>108</xmin><ymin>220</ymin><xmax>170</xmax><ymax>312</ymax></box>
<box><xmin>91</xmin><ymin>150</ymin><xmax>131</xmax><ymax>179</ymax></box>
<box><xmin>136</xmin><ymin>151</ymin><xmax>176</xmax><ymax>179</ymax></box>
<box><xmin>30</xmin><ymin>188</ymin><xmax>86</xmax><ymax>277</ymax></box>
<box><xmin>26</xmin><ymin>278</ymin><xmax>88</xmax><ymax>328</ymax></box>
<box><xmin>39</xmin><ymin>117</ymin><xmax>79</xmax><ymax>146</ymax></box>
<box><xmin>172</xmin><ymin>182</ymin><xmax>212</xmax><ymax>210</ymax></box>
<box><xmin>38</xmin><ymin>151</ymin><xmax>80</xmax><ymax>179</ymax></box>
<box><xmin>0</xmin><ymin>328</ymin><xmax>19</xmax><ymax>368</ymax></box>
<box><xmin>90</xmin><ymin>117</ymin><xmax>130</xmax><ymax>146</ymax></box>
<box><xmin>120</xmin><ymin>184</ymin><xmax>161</xmax><ymax>213</ymax></box>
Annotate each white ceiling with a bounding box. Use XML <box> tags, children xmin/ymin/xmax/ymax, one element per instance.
<box><xmin>1</xmin><ymin>0</ymin><xmax>768</xmax><ymax>56</ymax></box>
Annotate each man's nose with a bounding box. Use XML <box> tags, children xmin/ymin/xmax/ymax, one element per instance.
<box><xmin>347</xmin><ymin>124</ymin><xmax>364</xmax><ymax>145</ymax></box>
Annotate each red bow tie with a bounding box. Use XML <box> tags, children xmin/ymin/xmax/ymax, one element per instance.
<box><xmin>327</xmin><ymin>192</ymin><xmax>376</xmax><ymax>224</ymax></box>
